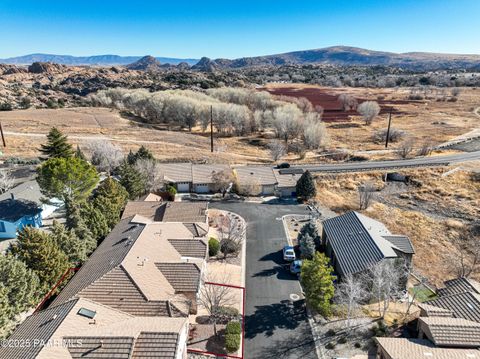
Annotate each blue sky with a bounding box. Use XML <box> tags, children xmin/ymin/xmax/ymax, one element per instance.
<box><xmin>0</xmin><ymin>0</ymin><xmax>479</xmax><ymax>58</ymax></box>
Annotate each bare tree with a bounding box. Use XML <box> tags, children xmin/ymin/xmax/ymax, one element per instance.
<box><xmin>216</xmin><ymin>214</ymin><xmax>245</xmax><ymax>259</ymax></box>
<box><xmin>338</xmin><ymin>94</ymin><xmax>358</xmax><ymax>111</ymax></box>
<box><xmin>134</xmin><ymin>158</ymin><xmax>165</xmax><ymax>192</ymax></box>
<box><xmin>451</xmin><ymin>87</ymin><xmax>461</xmax><ymax>98</ymax></box>
<box><xmin>450</xmin><ymin>222</ymin><xmax>480</xmax><ymax>278</ymax></box>
<box><xmin>417</xmin><ymin>140</ymin><xmax>434</xmax><ymax>156</ymax></box>
<box><xmin>268</xmin><ymin>140</ymin><xmax>286</xmax><ymax>162</ymax></box>
<box><xmin>357</xmin><ymin>101</ymin><xmax>380</xmax><ymax>125</ymax></box>
<box><xmin>0</xmin><ymin>169</ymin><xmax>14</xmax><ymax>194</ymax></box>
<box><xmin>364</xmin><ymin>260</ymin><xmax>403</xmax><ymax>318</ymax></box>
<box><xmin>358</xmin><ymin>182</ymin><xmax>375</xmax><ymax>210</ymax></box>
<box><xmin>372</xmin><ymin>128</ymin><xmax>405</xmax><ymax>144</ymax></box>
<box><xmin>211</xmin><ymin>169</ymin><xmax>234</xmax><ymax>197</ymax></box>
<box><xmin>88</xmin><ymin>139</ymin><xmax>123</xmax><ymax>173</ymax></box>
<box><xmin>198</xmin><ymin>275</ymin><xmax>237</xmax><ymax>336</ymax></box>
<box><xmin>397</xmin><ymin>139</ymin><xmax>415</xmax><ymax>159</ymax></box>
<box><xmin>335</xmin><ymin>275</ymin><xmax>367</xmax><ymax>332</ymax></box>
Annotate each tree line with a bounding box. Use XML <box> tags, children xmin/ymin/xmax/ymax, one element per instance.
<box><xmin>89</xmin><ymin>87</ymin><xmax>329</xmax><ymax>151</ymax></box>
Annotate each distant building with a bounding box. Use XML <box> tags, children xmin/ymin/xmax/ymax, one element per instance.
<box><xmin>0</xmin><ymin>196</ymin><xmax>42</xmax><ymax>239</ymax></box>
<box><xmin>321</xmin><ymin>211</ymin><xmax>414</xmax><ymax>281</ymax></box>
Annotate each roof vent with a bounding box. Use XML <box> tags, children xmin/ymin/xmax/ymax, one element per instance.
<box><xmin>52</xmin><ymin>314</ymin><xmax>58</xmax><ymax>320</ymax></box>
<box><xmin>423</xmin><ymin>353</ymin><xmax>433</xmax><ymax>357</ymax></box>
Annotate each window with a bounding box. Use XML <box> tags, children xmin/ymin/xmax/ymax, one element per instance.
<box><xmin>0</xmin><ymin>222</ymin><xmax>5</xmax><ymax>233</ymax></box>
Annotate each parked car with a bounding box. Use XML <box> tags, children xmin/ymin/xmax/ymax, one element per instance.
<box><xmin>290</xmin><ymin>260</ymin><xmax>302</xmax><ymax>275</ymax></box>
<box><xmin>283</xmin><ymin>245</ymin><xmax>296</xmax><ymax>261</ymax></box>
<box><xmin>276</xmin><ymin>162</ymin><xmax>290</xmax><ymax>169</ymax></box>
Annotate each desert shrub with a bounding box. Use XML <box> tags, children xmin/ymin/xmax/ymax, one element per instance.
<box><xmin>337</xmin><ymin>336</ymin><xmax>347</xmax><ymax>344</ymax></box>
<box><xmin>372</xmin><ymin>128</ymin><xmax>405</xmax><ymax>144</ymax></box>
<box><xmin>208</xmin><ymin>238</ymin><xmax>220</xmax><ymax>257</ymax></box>
<box><xmin>325</xmin><ymin>342</ymin><xmax>336</xmax><ymax>350</ymax></box>
<box><xmin>371</xmin><ymin>320</ymin><xmax>389</xmax><ymax>337</ymax></box>
<box><xmin>225</xmin><ymin>320</ymin><xmax>241</xmax><ymax>353</ymax></box>
<box><xmin>471</xmin><ymin>171</ymin><xmax>480</xmax><ymax>182</ymax></box>
<box><xmin>326</xmin><ymin>329</ymin><xmax>336</xmax><ymax>337</ymax></box>
<box><xmin>354</xmin><ymin>342</ymin><xmax>362</xmax><ymax>348</ymax></box>
<box><xmin>0</xmin><ymin>102</ymin><xmax>13</xmax><ymax>111</ymax></box>
<box><xmin>4</xmin><ymin>157</ymin><xmax>40</xmax><ymax>165</ymax></box>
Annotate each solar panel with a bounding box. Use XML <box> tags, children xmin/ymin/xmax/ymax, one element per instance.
<box><xmin>77</xmin><ymin>307</ymin><xmax>96</xmax><ymax>319</ymax></box>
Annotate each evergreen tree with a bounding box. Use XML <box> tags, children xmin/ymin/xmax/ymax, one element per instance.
<box><xmin>126</xmin><ymin>146</ymin><xmax>154</xmax><ymax>165</ymax></box>
<box><xmin>10</xmin><ymin>227</ymin><xmax>70</xmax><ymax>290</ymax></box>
<box><xmin>93</xmin><ymin>177</ymin><xmax>129</xmax><ymax>228</ymax></box>
<box><xmin>296</xmin><ymin>170</ymin><xmax>316</xmax><ymax>201</ymax></box>
<box><xmin>65</xmin><ymin>197</ymin><xmax>97</xmax><ymax>255</ymax></box>
<box><xmin>299</xmin><ymin>232</ymin><xmax>316</xmax><ymax>259</ymax></box>
<box><xmin>0</xmin><ymin>254</ymin><xmax>40</xmax><ymax>319</ymax></box>
<box><xmin>81</xmin><ymin>202</ymin><xmax>110</xmax><ymax>242</ymax></box>
<box><xmin>50</xmin><ymin>220</ymin><xmax>85</xmax><ymax>265</ymax></box>
<box><xmin>37</xmin><ymin>157</ymin><xmax>99</xmax><ymax>201</ymax></box>
<box><xmin>0</xmin><ymin>284</ymin><xmax>11</xmax><ymax>329</ymax></box>
<box><xmin>117</xmin><ymin>160</ymin><xmax>146</xmax><ymax>199</ymax></box>
<box><xmin>300</xmin><ymin>252</ymin><xmax>335</xmax><ymax>317</ymax></box>
<box><xmin>299</xmin><ymin>221</ymin><xmax>322</xmax><ymax>249</ymax></box>
<box><xmin>39</xmin><ymin>127</ymin><xmax>74</xmax><ymax>159</ymax></box>
<box><xmin>75</xmin><ymin>145</ymin><xmax>87</xmax><ymax>161</ymax></box>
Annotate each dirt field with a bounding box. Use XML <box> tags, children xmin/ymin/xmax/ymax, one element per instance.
<box><xmin>314</xmin><ymin>167</ymin><xmax>480</xmax><ymax>286</ymax></box>
<box><xmin>264</xmin><ymin>84</ymin><xmax>480</xmax><ymax>153</ymax></box>
<box><xmin>0</xmin><ymin>107</ymin><xmax>272</xmax><ymax>163</ymax></box>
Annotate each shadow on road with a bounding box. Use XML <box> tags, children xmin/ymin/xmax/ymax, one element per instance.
<box><xmin>259</xmin><ymin>249</ymin><xmax>284</xmax><ymax>265</ymax></box>
<box><xmin>245</xmin><ymin>299</ymin><xmax>306</xmax><ymax>339</ymax></box>
<box><xmin>252</xmin><ymin>265</ymin><xmax>299</xmax><ymax>281</ymax></box>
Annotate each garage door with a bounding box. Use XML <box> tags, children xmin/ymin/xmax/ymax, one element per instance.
<box><xmin>195</xmin><ymin>184</ymin><xmax>209</xmax><ymax>193</ymax></box>
<box><xmin>262</xmin><ymin>185</ymin><xmax>275</xmax><ymax>195</ymax></box>
<box><xmin>177</xmin><ymin>182</ymin><xmax>190</xmax><ymax>193</ymax></box>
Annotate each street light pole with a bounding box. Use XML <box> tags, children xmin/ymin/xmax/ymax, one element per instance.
<box><xmin>385</xmin><ymin>110</ymin><xmax>392</xmax><ymax>149</ymax></box>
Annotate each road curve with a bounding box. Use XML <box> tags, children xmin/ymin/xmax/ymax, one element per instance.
<box><xmin>281</xmin><ymin>151</ymin><xmax>480</xmax><ymax>174</ymax></box>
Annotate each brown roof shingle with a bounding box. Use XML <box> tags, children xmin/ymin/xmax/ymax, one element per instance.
<box><xmin>419</xmin><ymin>316</ymin><xmax>480</xmax><ymax>347</ymax></box>
<box><xmin>122</xmin><ymin>202</ymin><xmax>207</xmax><ymax>223</ymax></box>
<box><xmin>428</xmin><ymin>291</ymin><xmax>480</xmax><ymax>323</ymax></box>
<box><xmin>65</xmin><ymin>336</ymin><xmax>134</xmax><ymax>359</ymax></box>
<box><xmin>168</xmin><ymin>239</ymin><xmax>207</xmax><ymax>258</ymax></box>
<box><xmin>132</xmin><ymin>332</ymin><xmax>179</xmax><ymax>359</ymax></box>
<box><xmin>156</xmin><ymin>263</ymin><xmax>201</xmax><ymax>293</ymax></box>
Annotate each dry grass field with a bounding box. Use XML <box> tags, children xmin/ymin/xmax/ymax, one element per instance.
<box><xmin>0</xmin><ymin>107</ymin><xmax>272</xmax><ymax>163</ymax></box>
<box><xmin>314</xmin><ymin>167</ymin><xmax>480</xmax><ymax>285</ymax></box>
<box><xmin>264</xmin><ymin>84</ymin><xmax>480</xmax><ymax>153</ymax></box>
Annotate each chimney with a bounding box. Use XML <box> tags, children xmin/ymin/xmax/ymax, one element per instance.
<box><xmin>10</xmin><ymin>193</ymin><xmax>14</xmax><ymax>200</ymax></box>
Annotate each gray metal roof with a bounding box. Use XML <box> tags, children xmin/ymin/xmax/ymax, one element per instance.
<box><xmin>0</xmin><ymin>299</ymin><xmax>78</xmax><ymax>359</ymax></box>
<box><xmin>132</xmin><ymin>332</ymin><xmax>179</xmax><ymax>359</ymax></box>
<box><xmin>0</xmin><ymin>180</ymin><xmax>42</xmax><ymax>205</ymax></box>
<box><xmin>438</xmin><ymin>277</ymin><xmax>480</xmax><ymax>297</ymax></box>
<box><xmin>383</xmin><ymin>235</ymin><xmax>415</xmax><ymax>254</ymax></box>
<box><xmin>322</xmin><ymin>211</ymin><xmax>403</xmax><ymax>276</ymax></box>
<box><xmin>51</xmin><ymin>217</ymin><xmax>146</xmax><ymax>307</ymax></box>
<box><xmin>428</xmin><ymin>291</ymin><xmax>480</xmax><ymax>323</ymax></box>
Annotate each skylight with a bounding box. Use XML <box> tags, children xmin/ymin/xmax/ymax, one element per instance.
<box><xmin>77</xmin><ymin>307</ymin><xmax>96</xmax><ymax>319</ymax></box>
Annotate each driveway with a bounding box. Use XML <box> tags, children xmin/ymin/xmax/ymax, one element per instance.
<box><xmin>210</xmin><ymin>202</ymin><xmax>318</xmax><ymax>359</ymax></box>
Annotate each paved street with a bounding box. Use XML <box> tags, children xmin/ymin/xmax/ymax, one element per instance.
<box><xmin>210</xmin><ymin>202</ymin><xmax>318</xmax><ymax>359</ymax></box>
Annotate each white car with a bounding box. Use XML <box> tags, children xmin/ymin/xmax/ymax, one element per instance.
<box><xmin>283</xmin><ymin>245</ymin><xmax>296</xmax><ymax>262</ymax></box>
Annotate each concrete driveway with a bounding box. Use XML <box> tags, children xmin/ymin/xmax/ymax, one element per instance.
<box><xmin>210</xmin><ymin>202</ymin><xmax>318</xmax><ymax>359</ymax></box>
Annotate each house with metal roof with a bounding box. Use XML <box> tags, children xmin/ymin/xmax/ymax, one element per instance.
<box><xmin>321</xmin><ymin>211</ymin><xmax>414</xmax><ymax>279</ymax></box>
<box><xmin>0</xmin><ymin>297</ymin><xmax>189</xmax><ymax>359</ymax></box>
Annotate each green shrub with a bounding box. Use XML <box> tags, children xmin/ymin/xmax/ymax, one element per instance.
<box><xmin>225</xmin><ymin>332</ymin><xmax>240</xmax><ymax>353</ymax></box>
<box><xmin>217</xmin><ymin>306</ymin><xmax>239</xmax><ymax>319</ymax></box>
<box><xmin>226</xmin><ymin>320</ymin><xmax>241</xmax><ymax>334</ymax></box>
<box><xmin>208</xmin><ymin>238</ymin><xmax>220</xmax><ymax>257</ymax></box>
<box><xmin>0</xmin><ymin>102</ymin><xmax>13</xmax><ymax>111</ymax></box>
<box><xmin>325</xmin><ymin>342</ymin><xmax>335</xmax><ymax>350</ymax></box>
<box><xmin>326</xmin><ymin>329</ymin><xmax>336</xmax><ymax>337</ymax></box>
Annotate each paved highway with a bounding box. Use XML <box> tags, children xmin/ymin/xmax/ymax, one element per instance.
<box><xmin>281</xmin><ymin>151</ymin><xmax>480</xmax><ymax>174</ymax></box>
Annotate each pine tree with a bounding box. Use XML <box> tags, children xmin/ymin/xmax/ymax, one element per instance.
<box><xmin>299</xmin><ymin>232</ymin><xmax>316</xmax><ymax>259</ymax></box>
<box><xmin>51</xmin><ymin>220</ymin><xmax>85</xmax><ymax>265</ymax></box>
<box><xmin>126</xmin><ymin>150</ymin><xmax>136</xmax><ymax>165</ymax></box>
<box><xmin>65</xmin><ymin>197</ymin><xmax>97</xmax><ymax>255</ymax></box>
<box><xmin>0</xmin><ymin>284</ymin><xmax>11</xmax><ymax>329</ymax></box>
<box><xmin>93</xmin><ymin>177</ymin><xmax>129</xmax><ymax>228</ymax></box>
<box><xmin>75</xmin><ymin>145</ymin><xmax>87</xmax><ymax>161</ymax></box>
<box><xmin>81</xmin><ymin>202</ymin><xmax>109</xmax><ymax>242</ymax></box>
<box><xmin>299</xmin><ymin>221</ymin><xmax>322</xmax><ymax>249</ymax></box>
<box><xmin>0</xmin><ymin>254</ymin><xmax>40</xmax><ymax>319</ymax></box>
<box><xmin>39</xmin><ymin>127</ymin><xmax>74</xmax><ymax>159</ymax></box>
<box><xmin>126</xmin><ymin>146</ymin><xmax>154</xmax><ymax>165</ymax></box>
<box><xmin>10</xmin><ymin>227</ymin><xmax>70</xmax><ymax>290</ymax></box>
<box><xmin>117</xmin><ymin>160</ymin><xmax>146</xmax><ymax>199</ymax></box>
<box><xmin>300</xmin><ymin>252</ymin><xmax>335</xmax><ymax>317</ymax></box>
<box><xmin>37</xmin><ymin>157</ymin><xmax>99</xmax><ymax>202</ymax></box>
<box><xmin>296</xmin><ymin>170</ymin><xmax>316</xmax><ymax>201</ymax></box>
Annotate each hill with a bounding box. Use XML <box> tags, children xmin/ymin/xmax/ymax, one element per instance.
<box><xmin>0</xmin><ymin>53</ymin><xmax>199</xmax><ymax>66</ymax></box>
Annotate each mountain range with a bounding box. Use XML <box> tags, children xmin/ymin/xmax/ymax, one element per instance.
<box><xmin>2</xmin><ymin>46</ymin><xmax>480</xmax><ymax>70</ymax></box>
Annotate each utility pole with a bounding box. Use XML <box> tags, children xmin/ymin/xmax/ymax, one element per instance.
<box><xmin>0</xmin><ymin>121</ymin><xmax>6</xmax><ymax>147</ymax></box>
<box><xmin>385</xmin><ymin>110</ymin><xmax>392</xmax><ymax>149</ymax></box>
<box><xmin>210</xmin><ymin>105</ymin><xmax>214</xmax><ymax>153</ymax></box>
